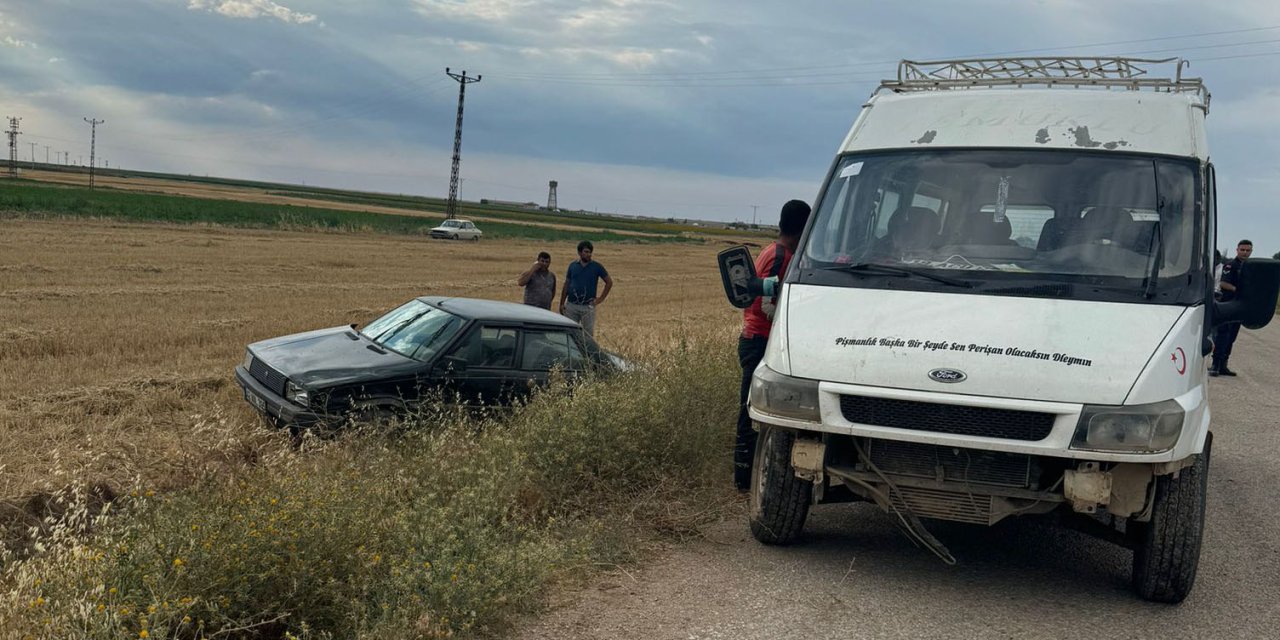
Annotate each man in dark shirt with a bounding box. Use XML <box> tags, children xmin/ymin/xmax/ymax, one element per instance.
<box><xmin>735</xmin><ymin>200</ymin><xmax>811</xmax><ymax>491</ymax></box>
<box><xmin>518</xmin><ymin>251</ymin><xmax>556</xmax><ymax>310</ymax></box>
<box><xmin>558</xmin><ymin>240</ymin><xmax>612</xmax><ymax>337</ymax></box>
<box><xmin>1211</xmin><ymin>239</ymin><xmax>1252</xmax><ymax>377</ymax></box>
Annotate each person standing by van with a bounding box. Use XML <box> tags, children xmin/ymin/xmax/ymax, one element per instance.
<box><xmin>734</xmin><ymin>200</ymin><xmax>811</xmax><ymax>491</ymax></box>
<box><xmin>559</xmin><ymin>240</ymin><xmax>612</xmax><ymax>337</ymax></box>
<box><xmin>518</xmin><ymin>251</ymin><xmax>556</xmax><ymax>310</ymax></box>
<box><xmin>1210</xmin><ymin>239</ymin><xmax>1253</xmax><ymax>377</ymax></box>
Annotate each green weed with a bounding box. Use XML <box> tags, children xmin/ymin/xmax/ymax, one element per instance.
<box><xmin>1</xmin><ymin>333</ymin><xmax>739</xmax><ymax>639</ymax></box>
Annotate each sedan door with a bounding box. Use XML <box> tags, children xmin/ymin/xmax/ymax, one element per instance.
<box><xmin>433</xmin><ymin>324</ymin><xmax>524</xmax><ymax>406</ymax></box>
<box><xmin>516</xmin><ymin>328</ymin><xmax>590</xmax><ymax>398</ymax></box>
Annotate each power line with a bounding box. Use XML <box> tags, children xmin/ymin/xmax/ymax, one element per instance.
<box><xmin>107</xmin><ymin>75</ymin><xmax>455</xmax><ymax>145</ymax></box>
<box><xmin>444</xmin><ymin>67</ymin><xmax>481</xmax><ymax>220</ymax></box>
<box><xmin>498</xmin><ymin>23</ymin><xmax>1280</xmax><ymax>82</ymax></box>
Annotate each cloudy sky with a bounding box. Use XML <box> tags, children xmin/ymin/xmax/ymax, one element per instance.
<box><xmin>2</xmin><ymin>0</ymin><xmax>1279</xmax><ymax>249</ymax></box>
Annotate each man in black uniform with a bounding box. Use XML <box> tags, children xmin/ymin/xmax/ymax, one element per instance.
<box><xmin>1211</xmin><ymin>239</ymin><xmax>1253</xmax><ymax>377</ymax></box>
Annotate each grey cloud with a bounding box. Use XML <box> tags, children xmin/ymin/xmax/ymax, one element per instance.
<box><xmin>186</xmin><ymin>0</ymin><xmax>319</xmax><ymax>25</ymax></box>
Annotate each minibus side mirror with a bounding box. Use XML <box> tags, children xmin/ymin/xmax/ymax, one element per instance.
<box><xmin>1214</xmin><ymin>258</ymin><xmax>1280</xmax><ymax>330</ymax></box>
<box><xmin>718</xmin><ymin>245</ymin><xmax>764</xmax><ymax>309</ymax></box>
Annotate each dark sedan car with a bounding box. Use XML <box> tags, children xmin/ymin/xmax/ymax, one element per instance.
<box><xmin>234</xmin><ymin>296</ymin><xmax>626</xmax><ymax>429</ymax></box>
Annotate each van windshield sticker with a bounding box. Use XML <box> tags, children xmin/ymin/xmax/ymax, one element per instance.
<box><xmin>838</xmin><ymin>162</ymin><xmax>863</xmax><ymax>179</ymax></box>
<box><xmin>993</xmin><ymin>176</ymin><xmax>1011</xmax><ymax>222</ymax></box>
<box><xmin>832</xmin><ymin>336</ymin><xmax>1093</xmax><ymax>368</ymax></box>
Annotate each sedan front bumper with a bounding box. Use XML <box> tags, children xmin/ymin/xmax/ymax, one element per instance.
<box><xmin>234</xmin><ymin>366</ymin><xmax>328</xmax><ymax>428</ymax></box>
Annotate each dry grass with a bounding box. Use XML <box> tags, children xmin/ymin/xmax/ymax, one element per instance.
<box><xmin>0</xmin><ymin>218</ymin><xmax>739</xmax><ymax>503</ymax></box>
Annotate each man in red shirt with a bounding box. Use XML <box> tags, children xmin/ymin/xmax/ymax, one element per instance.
<box><xmin>735</xmin><ymin>200</ymin><xmax>811</xmax><ymax>491</ymax></box>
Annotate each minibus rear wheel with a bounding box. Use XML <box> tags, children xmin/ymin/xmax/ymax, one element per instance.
<box><xmin>1131</xmin><ymin>433</ymin><xmax>1211</xmax><ymax>603</ymax></box>
<box><xmin>749</xmin><ymin>425</ymin><xmax>812</xmax><ymax>545</ymax></box>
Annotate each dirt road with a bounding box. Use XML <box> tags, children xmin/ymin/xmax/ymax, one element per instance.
<box><xmin>518</xmin><ymin>324</ymin><xmax>1280</xmax><ymax>639</ymax></box>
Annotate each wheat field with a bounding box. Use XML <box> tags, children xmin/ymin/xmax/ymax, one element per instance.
<box><xmin>0</xmin><ymin>218</ymin><xmax>742</xmax><ymax>502</ymax></box>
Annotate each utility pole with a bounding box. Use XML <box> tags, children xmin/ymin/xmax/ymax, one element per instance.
<box><xmin>751</xmin><ymin>204</ymin><xmax>759</xmax><ymax>226</ymax></box>
<box><xmin>84</xmin><ymin>117</ymin><xmax>104</xmax><ymax>187</ymax></box>
<box><xmin>44</xmin><ymin>145</ymin><xmax>49</xmax><ymax>164</ymax></box>
<box><xmin>28</xmin><ymin>142</ymin><xmax>37</xmax><ymax>167</ymax></box>
<box><xmin>444</xmin><ymin>68</ymin><xmax>481</xmax><ymax>219</ymax></box>
<box><xmin>5</xmin><ymin>116</ymin><xmax>19</xmax><ymax>177</ymax></box>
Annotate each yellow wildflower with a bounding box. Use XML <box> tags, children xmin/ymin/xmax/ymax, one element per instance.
<box><xmin>173</xmin><ymin>557</ymin><xmax>185</xmax><ymax>568</ymax></box>
<box><xmin>139</xmin><ymin>631</ymin><xmax>149</xmax><ymax>639</ymax></box>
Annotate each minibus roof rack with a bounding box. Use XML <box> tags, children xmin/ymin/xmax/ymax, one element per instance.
<box><xmin>877</xmin><ymin>57</ymin><xmax>1210</xmax><ymax>111</ymax></box>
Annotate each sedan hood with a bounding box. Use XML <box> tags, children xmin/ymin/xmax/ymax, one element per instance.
<box><xmin>783</xmin><ymin>285</ymin><xmax>1186</xmax><ymax>405</ymax></box>
<box><xmin>249</xmin><ymin>326</ymin><xmax>421</xmax><ymax>388</ymax></box>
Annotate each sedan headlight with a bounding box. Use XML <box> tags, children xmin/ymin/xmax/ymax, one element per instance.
<box><xmin>286</xmin><ymin>381</ymin><xmax>310</xmax><ymax>407</ymax></box>
<box><xmin>749</xmin><ymin>364</ymin><xmax>820</xmax><ymax>422</ymax></box>
<box><xmin>1071</xmin><ymin>399</ymin><xmax>1184</xmax><ymax>453</ymax></box>
<box><xmin>243</xmin><ymin>350</ymin><xmax>254</xmax><ymax>370</ymax></box>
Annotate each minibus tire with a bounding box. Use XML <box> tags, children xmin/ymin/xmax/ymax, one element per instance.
<box><xmin>749</xmin><ymin>425</ymin><xmax>812</xmax><ymax>545</ymax></box>
<box><xmin>1131</xmin><ymin>433</ymin><xmax>1211</xmax><ymax>603</ymax></box>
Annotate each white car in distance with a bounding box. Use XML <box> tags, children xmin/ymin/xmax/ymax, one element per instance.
<box><xmin>429</xmin><ymin>219</ymin><xmax>483</xmax><ymax>241</ymax></box>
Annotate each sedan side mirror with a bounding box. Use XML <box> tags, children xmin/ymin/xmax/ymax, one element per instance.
<box><xmin>434</xmin><ymin>355</ymin><xmax>468</xmax><ymax>374</ymax></box>
<box><xmin>717</xmin><ymin>245</ymin><xmax>774</xmax><ymax>309</ymax></box>
<box><xmin>1214</xmin><ymin>258</ymin><xmax>1280</xmax><ymax>330</ymax></box>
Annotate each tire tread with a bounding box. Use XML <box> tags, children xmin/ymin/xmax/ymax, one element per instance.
<box><xmin>1132</xmin><ymin>434</ymin><xmax>1211</xmax><ymax>603</ymax></box>
<box><xmin>749</xmin><ymin>427</ymin><xmax>813</xmax><ymax>545</ymax></box>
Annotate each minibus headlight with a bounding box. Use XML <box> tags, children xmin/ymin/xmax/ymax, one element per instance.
<box><xmin>750</xmin><ymin>364</ymin><xmax>820</xmax><ymax>422</ymax></box>
<box><xmin>1071</xmin><ymin>400</ymin><xmax>1184</xmax><ymax>453</ymax></box>
<box><xmin>286</xmin><ymin>381</ymin><xmax>310</xmax><ymax>407</ymax></box>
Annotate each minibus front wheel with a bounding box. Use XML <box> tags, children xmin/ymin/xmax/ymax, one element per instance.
<box><xmin>1131</xmin><ymin>433</ymin><xmax>1211</xmax><ymax>603</ymax></box>
<box><xmin>749</xmin><ymin>425</ymin><xmax>813</xmax><ymax>545</ymax></box>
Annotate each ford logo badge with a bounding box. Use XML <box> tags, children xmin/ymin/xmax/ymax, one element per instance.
<box><xmin>928</xmin><ymin>368</ymin><xmax>967</xmax><ymax>383</ymax></box>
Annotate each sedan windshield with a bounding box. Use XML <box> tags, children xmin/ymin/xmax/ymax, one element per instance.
<box><xmin>799</xmin><ymin>150</ymin><xmax>1199</xmax><ymax>294</ymax></box>
<box><xmin>360</xmin><ymin>300</ymin><xmax>464</xmax><ymax>361</ymax></box>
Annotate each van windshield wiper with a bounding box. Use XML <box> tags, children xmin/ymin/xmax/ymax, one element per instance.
<box><xmin>820</xmin><ymin>262</ymin><xmax>974</xmax><ymax>288</ymax></box>
<box><xmin>1143</xmin><ymin>162</ymin><xmax>1165</xmax><ymax>299</ymax></box>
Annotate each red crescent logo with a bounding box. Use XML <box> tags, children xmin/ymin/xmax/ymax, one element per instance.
<box><xmin>1172</xmin><ymin>347</ymin><xmax>1186</xmax><ymax>375</ymax></box>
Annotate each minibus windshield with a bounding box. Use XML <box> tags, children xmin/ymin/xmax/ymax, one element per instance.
<box><xmin>799</xmin><ymin>150</ymin><xmax>1199</xmax><ymax>295</ymax></box>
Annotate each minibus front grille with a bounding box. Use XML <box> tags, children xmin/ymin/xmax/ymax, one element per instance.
<box><xmin>839</xmin><ymin>395</ymin><xmax>1055</xmax><ymax>441</ymax></box>
<box><xmin>249</xmin><ymin>357</ymin><xmax>288</xmax><ymax>398</ymax></box>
